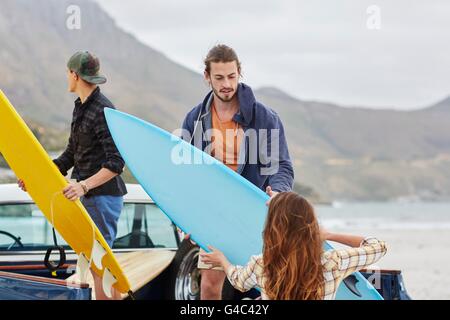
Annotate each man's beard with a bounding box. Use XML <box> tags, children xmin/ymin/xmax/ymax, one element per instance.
<box><xmin>212</xmin><ymin>86</ymin><xmax>237</xmax><ymax>103</ymax></box>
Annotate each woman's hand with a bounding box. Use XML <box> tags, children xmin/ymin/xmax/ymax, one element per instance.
<box><xmin>199</xmin><ymin>246</ymin><xmax>230</xmax><ymax>269</ymax></box>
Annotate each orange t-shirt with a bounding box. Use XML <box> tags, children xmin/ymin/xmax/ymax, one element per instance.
<box><xmin>211</xmin><ymin>104</ymin><xmax>244</xmax><ymax>172</ymax></box>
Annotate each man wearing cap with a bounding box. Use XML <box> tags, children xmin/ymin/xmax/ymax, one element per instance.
<box><xmin>60</xmin><ymin>51</ymin><xmax>128</xmax><ymax>300</ymax></box>
<box><xmin>20</xmin><ymin>51</ymin><xmax>127</xmax><ymax>300</ymax></box>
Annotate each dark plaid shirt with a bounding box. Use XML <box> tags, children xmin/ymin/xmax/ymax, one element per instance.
<box><xmin>54</xmin><ymin>87</ymin><xmax>127</xmax><ymax>197</ymax></box>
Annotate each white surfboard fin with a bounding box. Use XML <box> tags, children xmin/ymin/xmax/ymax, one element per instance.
<box><xmin>91</xmin><ymin>240</ymin><xmax>107</xmax><ymax>270</ymax></box>
<box><xmin>76</xmin><ymin>253</ymin><xmax>90</xmax><ymax>283</ymax></box>
<box><xmin>102</xmin><ymin>268</ymin><xmax>117</xmax><ymax>299</ymax></box>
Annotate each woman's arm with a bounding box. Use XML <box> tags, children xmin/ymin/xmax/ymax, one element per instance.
<box><xmin>199</xmin><ymin>246</ymin><xmax>234</xmax><ymax>274</ymax></box>
<box><xmin>325</xmin><ymin>231</ymin><xmax>365</xmax><ymax>248</ymax></box>
<box><xmin>200</xmin><ymin>246</ymin><xmax>260</xmax><ymax>292</ymax></box>
<box><xmin>322</xmin><ymin>231</ymin><xmax>388</xmax><ymax>280</ymax></box>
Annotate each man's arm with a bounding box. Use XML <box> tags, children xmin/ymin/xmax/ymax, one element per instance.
<box><xmin>181</xmin><ymin>107</ymin><xmax>199</xmax><ymax>144</ymax></box>
<box><xmin>265</xmin><ymin>115</ymin><xmax>294</xmax><ymax>192</ymax></box>
<box><xmin>181</xmin><ymin>114</ymin><xmax>193</xmax><ymax>140</ymax></box>
<box><xmin>53</xmin><ymin>134</ymin><xmax>75</xmax><ymax>176</ymax></box>
<box><xmin>93</xmin><ymin>108</ymin><xmax>125</xmax><ymax>175</ymax></box>
<box><xmin>62</xmin><ymin>108</ymin><xmax>124</xmax><ymax>201</ymax></box>
<box><xmin>63</xmin><ymin>168</ymin><xmax>118</xmax><ymax>201</ymax></box>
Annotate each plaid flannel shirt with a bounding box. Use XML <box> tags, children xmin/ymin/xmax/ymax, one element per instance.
<box><xmin>53</xmin><ymin>87</ymin><xmax>127</xmax><ymax>197</ymax></box>
<box><xmin>226</xmin><ymin>237</ymin><xmax>387</xmax><ymax>300</ymax></box>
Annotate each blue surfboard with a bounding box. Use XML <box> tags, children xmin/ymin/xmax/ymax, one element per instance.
<box><xmin>105</xmin><ymin>108</ymin><xmax>383</xmax><ymax>300</ymax></box>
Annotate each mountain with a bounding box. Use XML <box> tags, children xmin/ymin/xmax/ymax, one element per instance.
<box><xmin>256</xmin><ymin>88</ymin><xmax>450</xmax><ymax>160</ymax></box>
<box><xmin>255</xmin><ymin>88</ymin><xmax>450</xmax><ymax>200</ymax></box>
<box><xmin>0</xmin><ymin>0</ymin><xmax>206</xmax><ymax>129</ymax></box>
<box><xmin>1</xmin><ymin>0</ymin><xmax>450</xmax><ymax>201</ymax></box>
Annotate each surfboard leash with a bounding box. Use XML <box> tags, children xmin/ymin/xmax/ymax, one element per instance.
<box><xmin>45</xmin><ymin>192</ymin><xmax>67</xmax><ymax>275</ymax></box>
<box><xmin>127</xmin><ymin>290</ymin><xmax>136</xmax><ymax>300</ymax></box>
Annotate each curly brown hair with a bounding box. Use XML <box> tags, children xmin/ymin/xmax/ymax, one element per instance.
<box><xmin>263</xmin><ymin>192</ymin><xmax>324</xmax><ymax>300</ymax></box>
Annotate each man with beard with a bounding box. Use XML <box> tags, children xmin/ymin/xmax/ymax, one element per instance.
<box><xmin>181</xmin><ymin>44</ymin><xmax>294</xmax><ymax>300</ymax></box>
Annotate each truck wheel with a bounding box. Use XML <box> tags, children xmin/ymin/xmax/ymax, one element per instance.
<box><xmin>165</xmin><ymin>239</ymin><xmax>201</xmax><ymax>300</ymax></box>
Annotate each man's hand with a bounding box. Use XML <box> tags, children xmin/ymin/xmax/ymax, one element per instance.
<box><xmin>265</xmin><ymin>186</ymin><xmax>279</xmax><ymax>206</ymax></box>
<box><xmin>17</xmin><ymin>179</ymin><xmax>27</xmax><ymax>192</ymax></box>
<box><xmin>63</xmin><ymin>182</ymin><xmax>86</xmax><ymax>201</ymax></box>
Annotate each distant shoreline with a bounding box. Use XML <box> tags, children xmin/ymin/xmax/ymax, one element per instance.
<box><xmin>0</xmin><ymin>170</ymin><xmax>449</xmax><ymax>203</ymax></box>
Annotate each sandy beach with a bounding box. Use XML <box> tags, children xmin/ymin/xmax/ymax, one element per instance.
<box><xmin>332</xmin><ymin>228</ymin><xmax>449</xmax><ymax>300</ymax></box>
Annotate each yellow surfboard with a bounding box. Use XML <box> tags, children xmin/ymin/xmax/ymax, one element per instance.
<box><xmin>0</xmin><ymin>90</ymin><xmax>131</xmax><ymax>296</ymax></box>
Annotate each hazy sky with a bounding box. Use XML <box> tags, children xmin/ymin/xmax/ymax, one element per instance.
<box><xmin>95</xmin><ymin>0</ymin><xmax>450</xmax><ymax>110</ymax></box>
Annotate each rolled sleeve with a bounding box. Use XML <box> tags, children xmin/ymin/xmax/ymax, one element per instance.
<box><xmin>53</xmin><ymin>135</ymin><xmax>75</xmax><ymax>176</ymax></box>
<box><xmin>335</xmin><ymin>237</ymin><xmax>388</xmax><ymax>281</ymax></box>
<box><xmin>95</xmin><ymin>108</ymin><xmax>125</xmax><ymax>174</ymax></box>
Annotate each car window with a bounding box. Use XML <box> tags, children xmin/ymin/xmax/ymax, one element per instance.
<box><xmin>0</xmin><ymin>203</ymin><xmax>65</xmax><ymax>251</ymax></box>
<box><xmin>114</xmin><ymin>203</ymin><xmax>178</xmax><ymax>249</ymax></box>
<box><xmin>0</xmin><ymin>202</ymin><xmax>178</xmax><ymax>252</ymax></box>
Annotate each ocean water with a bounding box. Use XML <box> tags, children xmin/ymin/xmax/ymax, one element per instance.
<box><xmin>316</xmin><ymin>202</ymin><xmax>450</xmax><ymax>231</ymax></box>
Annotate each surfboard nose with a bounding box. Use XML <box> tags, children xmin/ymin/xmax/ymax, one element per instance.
<box><xmin>104</xmin><ymin>107</ymin><xmax>118</xmax><ymax>124</ymax></box>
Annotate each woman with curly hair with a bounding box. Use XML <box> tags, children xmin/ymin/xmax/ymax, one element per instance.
<box><xmin>200</xmin><ymin>192</ymin><xmax>387</xmax><ymax>300</ymax></box>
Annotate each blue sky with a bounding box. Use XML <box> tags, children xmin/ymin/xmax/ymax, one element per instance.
<box><xmin>95</xmin><ymin>0</ymin><xmax>450</xmax><ymax>110</ymax></box>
